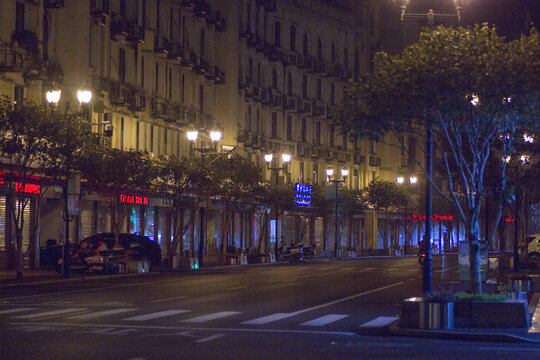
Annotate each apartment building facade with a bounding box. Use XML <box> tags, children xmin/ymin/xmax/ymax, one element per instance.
<box><xmin>0</xmin><ymin>0</ymin><xmax>422</xmax><ymax>271</ymax></box>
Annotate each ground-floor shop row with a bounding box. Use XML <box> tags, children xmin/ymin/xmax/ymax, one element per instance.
<box><xmin>0</xmin><ymin>189</ymin><xmax>528</xmax><ymax>270</ymax></box>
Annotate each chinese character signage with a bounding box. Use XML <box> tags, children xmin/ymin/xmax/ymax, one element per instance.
<box><xmin>120</xmin><ymin>194</ymin><xmax>149</xmax><ymax>205</ymax></box>
<box><xmin>295</xmin><ymin>183</ymin><xmax>312</xmax><ymax>206</ymax></box>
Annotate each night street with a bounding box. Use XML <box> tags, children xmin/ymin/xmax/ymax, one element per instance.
<box><xmin>1</xmin><ymin>256</ymin><xmax>539</xmax><ymax>359</ymax></box>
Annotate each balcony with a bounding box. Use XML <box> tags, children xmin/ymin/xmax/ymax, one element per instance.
<box><xmin>192</xmin><ymin>56</ymin><xmax>210</xmax><ymax>75</ymax></box>
<box><xmin>127</xmin><ymin>23</ymin><xmax>144</xmax><ymax>43</ymax></box>
<box><xmin>246</xmin><ymin>33</ymin><xmax>260</xmax><ymax>48</ymax></box>
<box><xmin>237</xmin><ymin>130</ymin><xmax>252</xmax><ymax>144</ymax></box>
<box><xmin>311</xmin><ymin>145</ymin><xmax>324</xmax><ymax>159</ymax></box>
<box><xmin>257</xmin><ymin>0</ymin><xmax>276</xmax><ymax>12</ymax></box>
<box><xmin>312</xmin><ymin>60</ymin><xmax>326</xmax><ymax>74</ymax></box>
<box><xmin>45</xmin><ymin>0</ymin><xmax>64</xmax><ymax>8</ymax></box>
<box><xmin>297</xmin><ymin>143</ymin><xmax>311</xmax><ymax>158</ymax></box>
<box><xmin>213</xmin><ymin>66</ymin><xmax>225</xmax><ymax>84</ymax></box>
<box><xmin>110</xmin><ymin>17</ymin><xmax>129</xmax><ymax>39</ymax></box>
<box><xmin>327</xmin><ymin>64</ymin><xmax>341</xmax><ymax>79</ymax></box>
<box><xmin>154</xmin><ymin>34</ymin><xmax>170</xmax><ymax>55</ymax></box>
<box><xmin>109</xmin><ymin>83</ymin><xmax>128</xmax><ymax>106</ymax></box>
<box><xmin>194</xmin><ymin>0</ymin><xmax>210</xmax><ymax>17</ymax></box>
<box><xmin>90</xmin><ymin>0</ymin><xmax>109</xmax><ymax>18</ymax></box>
<box><xmin>167</xmin><ymin>42</ymin><xmax>183</xmax><ymax>62</ymax></box>
<box><xmin>354</xmin><ymin>153</ymin><xmax>365</xmax><ymax>165</ymax></box>
<box><xmin>270</xmin><ymin>90</ymin><xmax>283</xmax><ymax>108</ymax></box>
<box><xmin>265</xmin><ymin>44</ymin><xmax>281</xmax><ymax>62</ymax></box>
<box><xmin>281</xmin><ymin>52</ymin><xmax>297</xmax><ymax>66</ymax></box>
<box><xmin>369</xmin><ymin>154</ymin><xmax>381</xmax><ymax>167</ymax></box>
<box><xmin>297</xmin><ymin>55</ymin><xmax>313</xmax><ymax>70</ymax></box>
<box><xmin>207</xmin><ymin>10</ymin><xmax>227</xmax><ymax>32</ymax></box>
<box><xmin>127</xmin><ymin>92</ymin><xmax>146</xmax><ymax>112</ymax></box>
<box><xmin>261</xmin><ymin>89</ymin><xmax>271</xmax><ymax>105</ymax></box>
<box><xmin>151</xmin><ymin>98</ymin><xmax>168</xmax><ymax>119</ymax></box>
<box><xmin>0</xmin><ymin>46</ymin><xmax>23</xmax><ymax>72</ymax></box>
<box><xmin>283</xmin><ymin>95</ymin><xmax>296</xmax><ymax>111</ymax></box>
<box><xmin>339</xmin><ymin>68</ymin><xmax>352</xmax><ymax>81</ymax></box>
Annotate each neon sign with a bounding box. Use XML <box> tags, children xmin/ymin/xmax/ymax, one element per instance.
<box><xmin>120</xmin><ymin>194</ymin><xmax>149</xmax><ymax>205</ymax></box>
<box><xmin>295</xmin><ymin>183</ymin><xmax>312</xmax><ymax>206</ymax></box>
<box><xmin>412</xmin><ymin>213</ymin><xmax>453</xmax><ymax>221</ymax></box>
<box><xmin>0</xmin><ymin>177</ymin><xmax>41</xmax><ymax>194</ymax></box>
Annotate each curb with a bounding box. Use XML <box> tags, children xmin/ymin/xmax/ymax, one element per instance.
<box><xmin>357</xmin><ymin>320</ymin><xmax>539</xmax><ymax>343</ymax></box>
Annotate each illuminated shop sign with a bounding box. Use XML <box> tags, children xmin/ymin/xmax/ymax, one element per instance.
<box><xmin>295</xmin><ymin>183</ymin><xmax>312</xmax><ymax>206</ymax></box>
<box><xmin>0</xmin><ymin>175</ymin><xmax>41</xmax><ymax>194</ymax></box>
<box><xmin>120</xmin><ymin>194</ymin><xmax>149</xmax><ymax>205</ymax></box>
<box><xmin>412</xmin><ymin>213</ymin><xmax>453</xmax><ymax>221</ymax></box>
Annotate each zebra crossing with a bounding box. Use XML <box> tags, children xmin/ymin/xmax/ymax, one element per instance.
<box><xmin>0</xmin><ymin>305</ymin><xmax>356</xmax><ymax>329</ymax></box>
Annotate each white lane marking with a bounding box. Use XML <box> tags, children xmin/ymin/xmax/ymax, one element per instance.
<box><xmin>13</xmin><ymin>308</ymin><xmax>86</xmax><ymax>319</ymax></box>
<box><xmin>195</xmin><ymin>334</ymin><xmax>225</xmax><ymax>343</ymax></box>
<box><xmin>300</xmin><ymin>314</ymin><xmax>349</xmax><ymax>327</ymax></box>
<box><xmin>67</xmin><ymin>308</ymin><xmax>136</xmax><ymax>320</ymax></box>
<box><xmin>435</xmin><ymin>266</ymin><xmax>459</xmax><ymax>273</ymax></box>
<box><xmin>241</xmin><ymin>313</ymin><xmax>295</xmax><ymax>325</ymax></box>
<box><xmin>181</xmin><ymin>311</ymin><xmax>241</xmax><ymax>323</ymax></box>
<box><xmin>10</xmin><ymin>321</ymin><xmax>357</xmax><ymax>336</ymax></box>
<box><xmin>359</xmin><ymin>316</ymin><xmax>398</xmax><ymax>327</ymax></box>
<box><xmin>0</xmin><ymin>308</ymin><xmax>36</xmax><ymax>315</ymax></box>
<box><xmin>149</xmin><ymin>296</ymin><xmax>187</xmax><ymax>304</ymax></box>
<box><xmin>124</xmin><ymin>310</ymin><xmax>191</xmax><ymax>321</ymax></box>
<box><xmin>224</xmin><ymin>285</ymin><xmax>249</xmax><ymax>291</ymax></box>
<box><xmin>362</xmin><ymin>267</ymin><xmax>375</xmax><ymax>271</ymax></box>
<box><xmin>479</xmin><ymin>347</ymin><xmax>540</xmax><ymax>352</ymax></box>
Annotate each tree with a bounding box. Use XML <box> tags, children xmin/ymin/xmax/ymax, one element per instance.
<box><xmin>366</xmin><ymin>178</ymin><xmax>409</xmax><ymax>250</ymax></box>
<box><xmin>0</xmin><ymin>98</ymin><xmax>96</xmax><ymax>279</ymax></box>
<box><xmin>341</xmin><ymin>25</ymin><xmax>540</xmax><ymax>293</ymax></box>
<box><xmin>79</xmin><ymin>148</ymin><xmax>158</xmax><ymax>247</ymax></box>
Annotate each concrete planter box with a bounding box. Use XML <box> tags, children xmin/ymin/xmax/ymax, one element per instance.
<box><xmin>454</xmin><ymin>299</ymin><xmax>529</xmax><ymax>328</ymax></box>
<box><xmin>401</xmin><ymin>297</ymin><xmax>530</xmax><ymax>329</ymax></box>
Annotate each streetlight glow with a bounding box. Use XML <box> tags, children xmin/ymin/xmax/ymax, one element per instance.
<box><xmin>281</xmin><ymin>153</ymin><xmax>291</xmax><ymax>163</ymax></box>
<box><xmin>210</xmin><ymin>131</ymin><xmax>222</xmax><ymax>142</ymax></box>
<box><xmin>186</xmin><ymin>130</ymin><xmax>198</xmax><ymax>142</ymax></box>
<box><xmin>341</xmin><ymin>169</ymin><xmax>349</xmax><ymax>177</ymax></box>
<box><xmin>46</xmin><ymin>89</ymin><xmax>61</xmax><ymax>104</ymax></box>
<box><xmin>409</xmin><ymin>176</ymin><xmax>418</xmax><ymax>184</ymax></box>
<box><xmin>326</xmin><ymin>168</ymin><xmax>334</xmax><ymax>177</ymax></box>
<box><xmin>77</xmin><ymin>89</ymin><xmax>93</xmax><ymax>104</ymax></box>
<box><xmin>396</xmin><ymin>176</ymin><xmax>404</xmax><ymax>184</ymax></box>
<box><xmin>264</xmin><ymin>153</ymin><xmax>273</xmax><ymax>163</ymax></box>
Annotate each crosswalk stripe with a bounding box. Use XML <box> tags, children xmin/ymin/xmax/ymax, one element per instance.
<box><xmin>0</xmin><ymin>308</ymin><xmax>36</xmax><ymax>315</ymax></box>
<box><xmin>241</xmin><ymin>313</ymin><xmax>295</xmax><ymax>325</ymax></box>
<box><xmin>67</xmin><ymin>308</ymin><xmax>136</xmax><ymax>320</ymax></box>
<box><xmin>123</xmin><ymin>310</ymin><xmax>191</xmax><ymax>321</ymax></box>
<box><xmin>13</xmin><ymin>308</ymin><xmax>85</xmax><ymax>319</ymax></box>
<box><xmin>300</xmin><ymin>314</ymin><xmax>349</xmax><ymax>326</ymax></box>
<box><xmin>359</xmin><ymin>316</ymin><xmax>398</xmax><ymax>327</ymax></box>
<box><xmin>181</xmin><ymin>311</ymin><xmax>241</xmax><ymax>323</ymax></box>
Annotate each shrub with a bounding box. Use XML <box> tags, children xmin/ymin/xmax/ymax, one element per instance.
<box><xmin>454</xmin><ymin>292</ymin><xmax>508</xmax><ymax>302</ymax></box>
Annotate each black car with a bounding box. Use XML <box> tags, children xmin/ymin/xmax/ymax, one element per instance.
<box><xmin>80</xmin><ymin>233</ymin><xmax>162</xmax><ymax>267</ymax></box>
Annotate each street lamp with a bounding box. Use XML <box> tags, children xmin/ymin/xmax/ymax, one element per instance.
<box><xmin>394</xmin><ymin>0</ymin><xmax>463</xmax><ymax>295</ymax></box>
<box><xmin>264</xmin><ymin>153</ymin><xmax>291</xmax><ymax>259</ymax></box>
<box><xmin>326</xmin><ymin>168</ymin><xmax>348</xmax><ymax>258</ymax></box>
<box><xmin>46</xmin><ymin>86</ymin><xmax>93</xmax><ymax>278</ymax></box>
<box><xmin>397</xmin><ymin>175</ymin><xmax>417</xmax><ymax>255</ymax></box>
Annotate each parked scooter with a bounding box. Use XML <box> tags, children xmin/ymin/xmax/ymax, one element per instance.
<box><xmin>277</xmin><ymin>242</ymin><xmax>314</xmax><ymax>261</ymax></box>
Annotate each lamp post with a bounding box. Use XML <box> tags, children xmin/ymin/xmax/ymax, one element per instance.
<box><xmin>46</xmin><ymin>86</ymin><xmax>92</xmax><ymax>278</ymax></box>
<box><xmin>393</xmin><ymin>0</ymin><xmax>464</xmax><ymax>295</ymax></box>
<box><xmin>397</xmin><ymin>175</ymin><xmax>417</xmax><ymax>255</ymax></box>
<box><xmin>264</xmin><ymin>153</ymin><xmax>291</xmax><ymax>259</ymax></box>
<box><xmin>326</xmin><ymin>168</ymin><xmax>348</xmax><ymax>258</ymax></box>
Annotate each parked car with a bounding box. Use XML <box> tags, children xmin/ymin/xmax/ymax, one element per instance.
<box><xmin>80</xmin><ymin>233</ymin><xmax>162</xmax><ymax>268</ymax></box>
<box><xmin>527</xmin><ymin>234</ymin><xmax>540</xmax><ymax>258</ymax></box>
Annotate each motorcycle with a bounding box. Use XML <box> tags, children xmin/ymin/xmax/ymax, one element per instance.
<box><xmin>277</xmin><ymin>243</ymin><xmax>314</xmax><ymax>261</ymax></box>
<box><xmin>57</xmin><ymin>244</ymin><xmax>119</xmax><ymax>274</ymax></box>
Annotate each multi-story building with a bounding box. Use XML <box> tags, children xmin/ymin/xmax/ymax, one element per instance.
<box><xmin>0</xmin><ymin>0</ymin><xmax>418</xmax><ymax>271</ymax></box>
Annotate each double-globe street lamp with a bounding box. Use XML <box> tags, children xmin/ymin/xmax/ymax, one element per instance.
<box><xmin>326</xmin><ymin>168</ymin><xmax>348</xmax><ymax>258</ymax></box>
<box><xmin>264</xmin><ymin>153</ymin><xmax>291</xmax><ymax>259</ymax></box>
<box><xmin>186</xmin><ymin>129</ymin><xmax>223</xmax><ymax>267</ymax></box>
<box><xmin>396</xmin><ymin>175</ymin><xmax>417</xmax><ymax>255</ymax></box>
<box><xmin>393</xmin><ymin>0</ymin><xmax>465</xmax><ymax>294</ymax></box>
<box><xmin>46</xmin><ymin>86</ymin><xmax>93</xmax><ymax>278</ymax></box>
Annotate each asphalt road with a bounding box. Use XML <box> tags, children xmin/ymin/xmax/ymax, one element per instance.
<box><xmin>1</xmin><ymin>256</ymin><xmax>540</xmax><ymax>359</ymax></box>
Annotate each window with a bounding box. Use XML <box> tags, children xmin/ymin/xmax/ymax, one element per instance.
<box><xmin>317</xmin><ymin>38</ymin><xmax>322</xmax><ymax>61</ymax></box>
<box><xmin>303</xmin><ymin>34</ymin><xmax>308</xmax><ymax>56</ymax></box>
<box><xmin>200</xmin><ymin>29</ymin><xmax>205</xmax><ymax>57</ymax></box>
<box><xmin>299</xmin><ymin>162</ymin><xmax>304</xmax><ymax>182</ymax></box>
<box><xmin>286</xmin><ymin>115</ymin><xmax>292</xmax><ymax>141</ymax></box>
<box><xmin>344</xmin><ymin>47</ymin><xmax>349</xmax><ymax>69</ymax></box>
<box><xmin>141</xmin><ymin>57</ymin><xmax>145</xmax><ymax>89</ymax></box>
<box><xmin>342</xmin><ymin>134</ymin><xmax>347</xmax><ymax>150</ymax></box>
<box><xmin>301</xmin><ymin>118</ymin><xmax>307</xmax><ymax>142</ymax></box>
<box><xmin>290</xmin><ymin>25</ymin><xmax>296</xmax><ymax>51</ymax></box>
<box><xmin>329</xmin><ymin>127</ymin><xmax>335</xmax><ymax>147</ymax></box>
<box><xmin>257</xmin><ymin>63</ymin><xmax>261</xmax><ymax>85</ymax></box>
<box><xmin>272</xmin><ymin>68</ymin><xmax>278</xmax><ymax>89</ymax></box>
<box><xmin>150</xmin><ymin>125</ymin><xmax>154</xmax><ymax>153</ymax></box>
<box><xmin>155</xmin><ymin>62</ymin><xmax>159</xmax><ymax>94</ymax></box>
<box><xmin>248</xmin><ymin>58</ymin><xmax>253</xmax><ymax>81</ymax></box>
<box><xmin>302</xmin><ymin>75</ymin><xmax>308</xmax><ymax>99</ymax></box>
<box><xmin>15</xmin><ymin>2</ymin><xmax>24</xmax><ymax>33</ymax></box>
<box><xmin>120</xmin><ymin>0</ymin><xmax>126</xmax><ymax>17</ymax></box>
<box><xmin>181</xmin><ymin>74</ymin><xmax>185</xmax><ymax>102</ymax></box>
<box><xmin>136</xmin><ymin>121</ymin><xmax>140</xmax><ymax>150</ymax></box>
<box><xmin>274</xmin><ymin>20</ymin><xmax>281</xmax><ymax>47</ymax></box>
<box><xmin>199</xmin><ymin>84</ymin><xmax>204</xmax><ymax>112</ymax></box>
<box><xmin>331</xmin><ymin>43</ymin><xmax>336</xmax><ymax>64</ymax></box>
<box><xmin>119</xmin><ymin>48</ymin><xmax>126</xmax><ymax>84</ymax></box>
<box><xmin>247</xmin><ymin>106</ymin><xmax>252</xmax><ymax>130</ymax></box>
<box><xmin>14</xmin><ymin>86</ymin><xmax>24</xmax><ymax>110</ymax></box>
<box><xmin>287</xmin><ymin>73</ymin><xmax>293</xmax><ymax>96</ymax></box>
<box><xmin>354</xmin><ymin>49</ymin><xmax>360</xmax><ymax>80</ymax></box>
<box><xmin>168</xmin><ymin>69</ymin><xmax>172</xmax><ymax>99</ymax></box>
<box><xmin>316</xmin><ymin>121</ymin><xmax>321</xmax><ymax>145</ymax></box>
<box><xmin>313</xmin><ymin>163</ymin><xmax>318</xmax><ymax>183</ymax></box>
<box><xmin>271</xmin><ymin>112</ymin><xmax>277</xmax><ymax>139</ymax></box>
<box><xmin>330</xmin><ymin>82</ymin><xmax>335</xmax><ymax>105</ymax></box>
<box><xmin>316</xmin><ymin>78</ymin><xmax>321</xmax><ymax>101</ymax></box>
<box><xmin>120</xmin><ymin>117</ymin><xmax>124</xmax><ymax>150</ymax></box>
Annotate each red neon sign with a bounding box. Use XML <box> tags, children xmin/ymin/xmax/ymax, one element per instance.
<box><xmin>120</xmin><ymin>194</ymin><xmax>148</xmax><ymax>205</ymax></box>
<box><xmin>0</xmin><ymin>178</ymin><xmax>41</xmax><ymax>194</ymax></box>
<box><xmin>412</xmin><ymin>213</ymin><xmax>453</xmax><ymax>221</ymax></box>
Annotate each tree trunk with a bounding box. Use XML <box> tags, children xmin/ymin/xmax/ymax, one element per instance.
<box><xmin>468</xmin><ymin>230</ymin><xmax>483</xmax><ymax>294</ymax></box>
<box><xmin>16</xmin><ymin>227</ymin><xmax>23</xmax><ymax>280</ymax></box>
